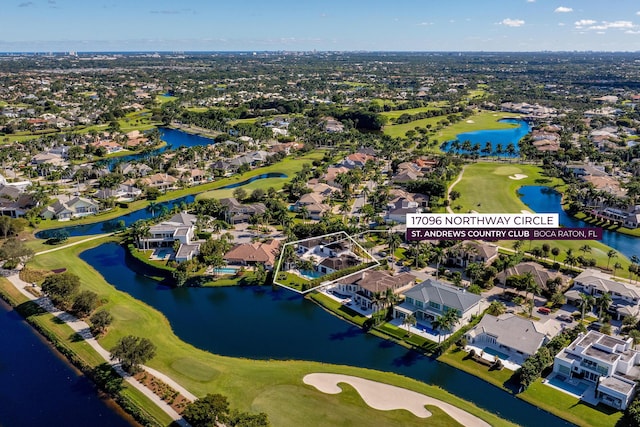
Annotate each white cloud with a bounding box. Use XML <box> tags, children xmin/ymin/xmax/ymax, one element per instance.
<box><xmin>637</xmin><ymin>11</ymin><xmax>640</xmax><ymax>16</ymax></box>
<box><xmin>418</xmin><ymin>22</ymin><xmax>433</xmax><ymax>26</ymax></box>
<box><xmin>558</xmin><ymin>23</ymin><xmax>565</xmax><ymax>26</ymax></box>
<box><xmin>527</xmin><ymin>0</ymin><xmax>535</xmax><ymax>3</ymax></box>
<box><xmin>575</xmin><ymin>20</ymin><xmax>635</xmax><ymax>31</ymax></box>
<box><xmin>626</xmin><ymin>30</ymin><xmax>640</xmax><ymax>34</ymax></box>
<box><xmin>554</xmin><ymin>6</ymin><xmax>573</xmax><ymax>13</ymax></box>
<box><xmin>574</xmin><ymin>19</ymin><xmax>597</xmax><ymax>28</ymax></box>
<box><xmin>500</xmin><ymin>18</ymin><xmax>525</xmax><ymax>27</ymax></box>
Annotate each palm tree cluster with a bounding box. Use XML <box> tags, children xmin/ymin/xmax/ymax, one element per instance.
<box><xmin>431</xmin><ymin>308</ymin><xmax>460</xmax><ymax>343</ymax></box>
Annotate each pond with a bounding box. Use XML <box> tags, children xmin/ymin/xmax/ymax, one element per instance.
<box><xmin>518</xmin><ymin>185</ymin><xmax>639</xmax><ymax>259</ymax></box>
<box><xmin>105</xmin><ymin>128</ymin><xmax>216</xmax><ymax>170</ymax></box>
<box><xmin>441</xmin><ymin>119</ymin><xmax>531</xmax><ymax>157</ymax></box>
<box><xmin>0</xmin><ymin>299</ymin><xmax>134</xmax><ymax>427</ymax></box>
<box><xmin>80</xmin><ymin>242</ymin><xmax>572</xmax><ymax>427</ymax></box>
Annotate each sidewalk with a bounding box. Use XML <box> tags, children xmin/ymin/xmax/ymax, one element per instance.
<box><xmin>6</xmin><ymin>273</ymin><xmax>192</xmax><ymax>427</ymax></box>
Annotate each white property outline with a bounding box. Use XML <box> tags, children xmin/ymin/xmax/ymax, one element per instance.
<box><xmin>273</xmin><ymin>230</ymin><xmax>382</xmax><ymax>294</ymax></box>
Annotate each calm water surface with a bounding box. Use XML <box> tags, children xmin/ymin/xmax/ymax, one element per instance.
<box><xmin>519</xmin><ymin>185</ymin><xmax>639</xmax><ymax>259</ymax></box>
<box><xmin>80</xmin><ymin>243</ymin><xmax>573</xmax><ymax>427</ymax></box>
<box><xmin>0</xmin><ymin>299</ymin><xmax>134</xmax><ymax>427</ymax></box>
<box><xmin>441</xmin><ymin>119</ymin><xmax>531</xmax><ymax>156</ymax></box>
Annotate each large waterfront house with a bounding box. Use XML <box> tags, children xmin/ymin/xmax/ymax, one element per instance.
<box><xmin>223</xmin><ymin>239</ymin><xmax>281</xmax><ymax>269</ymax></box>
<box><xmin>393</xmin><ymin>279</ymin><xmax>483</xmax><ymax>330</ymax></box>
<box><xmin>332</xmin><ymin>270</ymin><xmax>417</xmax><ymax>311</ymax></box>
<box><xmin>465</xmin><ymin>314</ymin><xmax>547</xmax><ymax>365</ymax></box>
<box><xmin>41</xmin><ymin>195</ymin><xmax>100</xmax><ymax>221</ymax></box>
<box><xmin>495</xmin><ymin>261</ymin><xmax>568</xmax><ymax>293</ymax></box>
<box><xmin>565</xmin><ymin>269</ymin><xmax>640</xmax><ymax>320</ymax></box>
<box><xmin>136</xmin><ymin>212</ymin><xmax>199</xmax><ymax>261</ymax></box>
<box><xmin>219</xmin><ymin>197</ymin><xmax>267</xmax><ymax>224</ymax></box>
<box><xmin>552</xmin><ymin>331</ymin><xmax>640</xmax><ymax>410</ymax></box>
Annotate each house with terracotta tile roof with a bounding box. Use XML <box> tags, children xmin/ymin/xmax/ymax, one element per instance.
<box><xmin>332</xmin><ymin>270</ymin><xmax>417</xmax><ymax>311</ymax></box>
<box><xmin>223</xmin><ymin>240</ymin><xmax>281</xmax><ymax>269</ymax></box>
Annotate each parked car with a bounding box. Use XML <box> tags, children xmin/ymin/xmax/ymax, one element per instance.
<box><xmin>537</xmin><ymin>307</ymin><xmax>551</xmax><ymax>315</ymax></box>
<box><xmin>556</xmin><ymin>314</ymin><xmax>573</xmax><ymax>322</ymax></box>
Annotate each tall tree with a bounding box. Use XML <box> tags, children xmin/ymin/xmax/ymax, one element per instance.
<box><xmin>110</xmin><ymin>335</ymin><xmax>156</xmax><ymax>374</ymax></box>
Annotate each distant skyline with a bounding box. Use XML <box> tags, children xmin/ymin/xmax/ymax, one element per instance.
<box><xmin>2</xmin><ymin>0</ymin><xmax>640</xmax><ymax>52</ymax></box>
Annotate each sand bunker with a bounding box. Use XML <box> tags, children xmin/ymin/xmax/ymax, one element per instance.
<box><xmin>509</xmin><ymin>174</ymin><xmax>528</xmax><ymax>180</ymax></box>
<box><xmin>466</xmin><ymin>119</ymin><xmax>475</xmax><ymax>123</ymax></box>
<box><xmin>303</xmin><ymin>373</ymin><xmax>490</xmax><ymax>426</ymax></box>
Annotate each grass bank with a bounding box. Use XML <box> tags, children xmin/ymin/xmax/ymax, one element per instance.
<box><xmin>451</xmin><ymin>162</ymin><xmax>632</xmax><ymax>270</ymax></box>
<box><xmin>438</xmin><ymin>348</ymin><xmax>622</xmax><ymax>427</ymax></box>
<box><xmin>24</xmin><ymin>238</ymin><xmax>515</xmax><ymax>427</ymax></box>
<box><xmin>32</xmin><ymin>150</ymin><xmax>324</xmax><ymax>231</ymax></box>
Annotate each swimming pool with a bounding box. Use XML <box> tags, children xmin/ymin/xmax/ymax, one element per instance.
<box><xmin>482</xmin><ymin>347</ymin><xmax>510</xmax><ymax>360</ymax></box>
<box><xmin>416</xmin><ymin>322</ymin><xmax>437</xmax><ymax>335</ymax></box>
<box><xmin>154</xmin><ymin>248</ymin><xmax>173</xmax><ymax>258</ymax></box>
<box><xmin>213</xmin><ymin>267</ymin><xmax>239</xmax><ymax>275</ymax></box>
<box><xmin>546</xmin><ymin>374</ymin><xmax>589</xmax><ymax>397</ymax></box>
<box><xmin>300</xmin><ymin>270</ymin><xmax>323</xmax><ymax>280</ymax></box>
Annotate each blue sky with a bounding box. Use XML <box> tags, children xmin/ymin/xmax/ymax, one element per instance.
<box><xmin>2</xmin><ymin>0</ymin><xmax>640</xmax><ymax>52</ymax></box>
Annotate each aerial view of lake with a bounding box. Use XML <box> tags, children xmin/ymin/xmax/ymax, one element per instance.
<box><xmin>441</xmin><ymin>119</ymin><xmax>531</xmax><ymax>156</ymax></box>
<box><xmin>0</xmin><ymin>300</ymin><xmax>134</xmax><ymax>427</ymax></box>
<box><xmin>79</xmin><ymin>242</ymin><xmax>572</xmax><ymax>427</ymax></box>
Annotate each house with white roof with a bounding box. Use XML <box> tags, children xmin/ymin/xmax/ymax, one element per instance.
<box><xmin>552</xmin><ymin>330</ymin><xmax>640</xmax><ymax>410</ymax></box>
<box><xmin>465</xmin><ymin>314</ymin><xmax>547</xmax><ymax>365</ymax></box>
<box><xmin>565</xmin><ymin>269</ymin><xmax>640</xmax><ymax>320</ymax></box>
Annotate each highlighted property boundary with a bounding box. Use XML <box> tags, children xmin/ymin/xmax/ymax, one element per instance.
<box><xmin>274</xmin><ymin>231</ymin><xmax>380</xmax><ymax>294</ymax></box>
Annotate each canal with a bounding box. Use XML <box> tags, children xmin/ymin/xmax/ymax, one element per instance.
<box><xmin>0</xmin><ymin>298</ymin><xmax>135</xmax><ymax>427</ymax></box>
<box><xmin>80</xmin><ymin>242</ymin><xmax>573</xmax><ymax>427</ymax></box>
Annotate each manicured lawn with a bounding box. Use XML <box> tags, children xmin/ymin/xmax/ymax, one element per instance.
<box><xmin>434</xmin><ymin>110</ymin><xmax>523</xmax><ymax>143</ymax></box>
<box><xmin>452</xmin><ymin>162</ymin><xmax>632</xmax><ymax>270</ymax></box>
<box><xmin>275</xmin><ymin>271</ymin><xmax>311</xmax><ymax>292</ymax></box>
<box><xmin>155</xmin><ymin>95</ymin><xmax>178</xmax><ymax>104</ymax></box>
<box><xmin>451</xmin><ymin>162</ymin><xmax>564</xmax><ymax>214</ymax></box>
<box><xmin>383</xmin><ymin>115</ymin><xmax>448</xmax><ymax>139</ymax></box>
<box><xmin>380</xmin><ymin>104</ymin><xmax>448</xmax><ymax>120</ymax></box>
<box><xmin>438</xmin><ymin>348</ymin><xmax>515</xmax><ymax>391</ymax></box>
<box><xmin>307</xmin><ymin>292</ymin><xmax>368</xmax><ymax>327</ymax></box>
<box><xmin>23</xmin><ymin>238</ymin><xmax>514</xmax><ymax>427</ymax></box>
<box><xmin>439</xmin><ymin>347</ymin><xmax>622</xmax><ymax>427</ymax></box>
<box><xmin>521</xmin><ymin>380</ymin><xmax>622</xmax><ymax>427</ymax></box>
<box><xmin>30</xmin><ymin>151</ymin><xmax>324</xmax><ymax>231</ymax></box>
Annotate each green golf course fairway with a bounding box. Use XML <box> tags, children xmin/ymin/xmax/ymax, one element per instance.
<box><xmin>22</xmin><ymin>237</ymin><xmax>514</xmax><ymax>427</ymax></box>
<box><xmin>450</xmin><ymin>163</ymin><xmax>632</xmax><ymax>270</ymax></box>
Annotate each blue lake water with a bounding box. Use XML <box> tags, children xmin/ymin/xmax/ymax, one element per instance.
<box><xmin>441</xmin><ymin>119</ymin><xmax>531</xmax><ymax>156</ymax></box>
<box><xmin>106</xmin><ymin>127</ymin><xmax>216</xmax><ymax>170</ymax></box>
<box><xmin>0</xmin><ymin>299</ymin><xmax>134</xmax><ymax>427</ymax></box>
<box><xmin>80</xmin><ymin>242</ymin><xmax>572</xmax><ymax>427</ymax></box>
<box><xmin>35</xmin><ymin>172</ymin><xmax>287</xmax><ymax>239</ymax></box>
<box><xmin>518</xmin><ymin>186</ymin><xmax>639</xmax><ymax>259</ymax></box>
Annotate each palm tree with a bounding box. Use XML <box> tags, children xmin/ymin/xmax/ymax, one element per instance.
<box><xmin>402</xmin><ymin>314</ymin><xmax>417</xmax><ymax>336</ymax></box>
<box><xmin>522</xmin><ymin>272</ymin><xmax>541</xmax><ymax>317</ymax></box>
<box><xmin>146</xmin><ymin>201</ymin><xmax>159</xmax><ymax>217</ymax></box>
<box><xmin>551</xmin><ymin>247</ymin><xmax>560</xmax><ymax>262</ymax></box>
<box><xmin>512</xmin><ymin>240</ymin><xmax>524</xmax><ymax>254</ymax></box>
<box><xmin>613</xmin><ymin>262</ymin><xmax>622</xmax><ymax>277</ymax></box>
<box><xmin>596</xmin><ymin>293</ymin><xmax>612</xmax><ymax>321</ymax></box>
<box><xmin>487</xmin><ymin>301</ymin><xmax>507</xmax><ymax>316</ymax></box>
<box><xmin>606</xmin><ymin>250</ymin><xmax>618</xmax><ymax>270</ymax></box>
<box><xmin>386</xmin><ymin>232</ymin><xmax>402</xmax><ymax>263</ymax></box>
<box><xmin>431</xmin><ymin>315</ymin><xmax>445</xmax><ymax>343</ymax></box>
<box><xmin>578</xmin><ymin>293</ymin><xmax>595</xmax><ymax>320</ymax></box>
<box><xmin>579</xmin><ymin>244</ymin><xmax>592</xmax><ymax>257</ymax></box>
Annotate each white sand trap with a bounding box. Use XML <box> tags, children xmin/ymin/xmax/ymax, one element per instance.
<box><xmin>521</xmin><ymin>209</ymin><xmax>532</xmax><ymax>214</ymax></box>
<box><xmin>303</xmin><ymin>373</ymin><xmax>491</xmax><ymax>426</ymax></box>
<box><xmin>509</xmin><ymin>174</ymin><xmax>528</xmax><ymax>180</ymax></box>
<box><xmin>466</xmin><ymin>119</ymin><xmax>475</xmax><ymax>123</ymax></box>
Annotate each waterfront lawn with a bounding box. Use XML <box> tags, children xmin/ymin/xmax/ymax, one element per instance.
<box><xmin>307</xmin><ymin>292</ymin><xmax>368</xmax><ymax>327</ymax></box>
<box><xmin>31</xmin><ymin>150</ymin><xmax>324</xmax><ymax>231</ymax></box>
<box><xmin>434</xmin><ymin>110</ymin><xmax>523</xmax><ymax>143</ymax></box>
<box><xmin>438</xmin><ymin>348</ymin><xmax>515</xmax><ymax>392</ymax></box>
<box><xmin>276</xmin><ymin>271</ymin><xmax>311</xmax><ymax>292</ymax></box>
<box><xmin>521</xmin><ymin>380</ymin><xmax>622</xmax><ymax>427</ymax></box>
<box><xmin>451</xmin><ymin>162</ymin><xmax>564</xmax><ymax>214</ymax></box>
<box><xmin>24</xmin><ymin>239</ymin><xmax>516</xmax><ymax>427</ymax></box>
